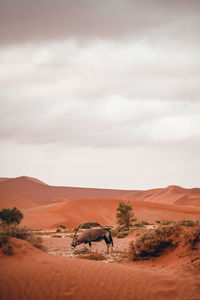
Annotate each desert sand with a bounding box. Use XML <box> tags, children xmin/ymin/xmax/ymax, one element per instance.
<box><xmin>0</xmin><ymin>176</ymin><xmax>200</xmax><ymax>299</ymax></box>
<box><xmin>0</xmin><ymin>238</ymin><xmax>200</xmax><ymax>300</ymax></box>
<box><xmin>0</xmin><ymin>176</ymin><xmax>200</xmax><ymax>228</ymax></box>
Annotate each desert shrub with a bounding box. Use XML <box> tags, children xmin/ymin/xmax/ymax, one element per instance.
<box><xmin>59</xmin><ymin>225</ymin><xmax>66</xmax><ymax>229</ymax></box>
<box><xmin>156</xmin><ymin>220</ymin><xmax>161</xmax><ymax>224</ymax></box>
<box><xmin>51</xmin><ymin>235</ymin><xmax>62</xmax><ymax>238</ymax></box>
<box><xmin>81</xmin><ymin>222</ymin><xmax>101</xmax><ymax>229</ymax></box>
<box><xmin>160</xmin><ymin>220</ymin><xmax>172</xmax><ymax>225</ymax></box>
<box><xmin>56</xmin><ymin>229</ymin><xmax>61</xmax><ymax>232</ymax></box>
<box><xmin>129</xmin><ymin>225</ymin><xmax>179</xmax><ymax>260</ymax></box>
<box><xmin>0</xmin><ymin>230</ymin><xmax>9</xmax><ymax>247</ymax></box>
<box><xmin>2</xmin><ymin>243</ymin><xmax>13</xmax><ymax>255</ymax></box>
<box><xmin>0</xmin><ymin>224</ymin><xmax>46</xmax><ymax>251</ymax></box>
<box><xmin>178</xmin><ymin>220</ymin><xmax>198</xmax><ymax>227</ymax></box>
<box><xmin>184</xmin><ymin>225</ymin><xmax>200</xmax><ymax>246</ymax></box>
<box><xmin>117</xmin><ymin>231</ymin><xmax>129</xmax><ymax>238</ymax></box>
<box><xmin>0</xmin><ymin>207</ymin><xmax>23</xmax><ymax>225</ymax></box>
<box><xmin>116</xmin><ymin>201</ymin><xmax>134</xmax><ymax>231</ymax></box>
<box><xmin>77</xmin><ymin>252</ymin><xmax>106</xmax><ymax>261</ymax></box>
<box><xmin>74</xmin><ymin>247</ymin><xmax>90</xmax><ymax>255</ymax></box>
<box><xmin>134</xmin><ymin>222</ymin><xmax>147</xmax><ymax>227</ymax></box>
<box><xmin>134</xmin><ymin>223</ymin><xmax>143</xmax><ymax>227</ymax></box>
<box><xmin>27</xmin><ymin>235</ymin><xmax>45</xmax><ymax>250</ymax></box>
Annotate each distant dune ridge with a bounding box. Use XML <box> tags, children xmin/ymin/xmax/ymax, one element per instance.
<box><xmin>0</xmin><ymin>176</ymin><xmax>200</xmax><ymax>228</ymax></box>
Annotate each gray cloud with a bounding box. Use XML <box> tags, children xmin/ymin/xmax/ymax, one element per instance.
<box><xmin>0</xmin><ymin>96</ymin><xmax>200</xmax><ymax>148</ymax></box>
<box><xmin>0</xmin><ymin>0</ymin><xmax>200</xmax><ymax>188</ymax></box>
<box><xmin>0</xmin><ymin>0</ymin><xmax>200</xmax><ymax>45</ymax></box>
<box><xmin>0</xmin><ymin>36</ymin><xmax>199</xmax><ymax>148</ymax></box>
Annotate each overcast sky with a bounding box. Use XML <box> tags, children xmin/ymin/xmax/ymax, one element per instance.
<box><xmin>0</xmin><ymin>0</ymin><xmax>200</xmax><ymax>189</ymax></box>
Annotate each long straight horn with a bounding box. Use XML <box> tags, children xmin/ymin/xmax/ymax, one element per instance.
<box><xmin>74</xmin><ymin>224</ymin><xmax>81</xmax><ymax>238</ymax></box>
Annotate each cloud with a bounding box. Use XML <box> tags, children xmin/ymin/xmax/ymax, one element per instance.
<box><xmin>0</xmin><ymin>0</ymin><xmax>200</xmax><ymax>45</ymax></box>
<box><xmin>1</xmin><ymin>95</ymin><xmax>200</xmax><ymax>148</ymax></box>
<box><xmin>0</xmin><ymin>36</ymin><xmax>199</xmax><ymax>149</ymax></box>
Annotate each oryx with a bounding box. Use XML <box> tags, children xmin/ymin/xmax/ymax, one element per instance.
<box><xmin>71</xmin><ymin>225</ymin><xmax>113</xmax><ymax>253</ymax></box>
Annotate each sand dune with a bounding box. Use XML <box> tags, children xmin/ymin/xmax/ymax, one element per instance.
<box><xmin>0</xmin><ymin>238</ymin><xmax>199</xmax><ymax>300</ymax></box>
<box><xmin>1</xmin><ymin>176</ymin><xmax>200</xmax><ymax>228</ymax></box>
<box><xmin>1</xmin><ymin>177</ymin><xmax>200</xmax><ymax>299</ymax></box>
<box><xmin>21</xmin><ymin>197</ymin><xmax>200</xmax><ymax>229</ymax></box>
<box><xmin>0</xmin><ymin>176</ymin><xmax>130</xmax><ymax>209</ymax></box>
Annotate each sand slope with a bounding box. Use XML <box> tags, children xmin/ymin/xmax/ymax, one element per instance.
<box><xmin>1</xmin><ymin>176</ymin><xmax>200</xmax><ymax>228</ymax></box>
<box><xmin>0</xmin><ymin>238</ymin><xmax>199</xmax><ymax>300</ymax></box>
<box><xmin>0</xmin><ymin>176</ymin><xmax>131</xmax><ymax>209</ymax></box>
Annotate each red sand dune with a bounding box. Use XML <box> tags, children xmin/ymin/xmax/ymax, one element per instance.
<box><xmin>0</xmin><ymin>238</ymin><xmax>199</xmax><ymax>300</ymax></box>
<box><xmin>0</xmin><ymin>176</ymin><xmax>200</xmax><ymax>229</ymax></box>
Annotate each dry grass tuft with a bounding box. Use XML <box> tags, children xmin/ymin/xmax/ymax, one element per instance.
<box><xmin>129</xmin><ymin>225</ymin><xmax>180</xmax><ymax>260</ymax></box>
<box><xmin>129</xmin><ymin>222</ymin><xmax>200</xmax><ymax>260</ymax></box>
<box><xmin>77</xmin><ymin>252</ymin><xmax>106</xmax><ymax>261</ymax></box>
<box><xmin>2</xmin><ymin>243</ymin><xmax>13</xmax><ymax>255</ymax></box>
<box><xmin>183</xmin><ymin>225</ymin><xmax>200</xmax><ymax>247</ymax></box>
<box><xmin>74</xmin><ymin>247</ymin><xmax>90</xmax><ymax>255</ymax></box>
<box><xmin>0</xmin><ymin>223</ymin><xmax>46</xmax><ymax>253</ymax></box>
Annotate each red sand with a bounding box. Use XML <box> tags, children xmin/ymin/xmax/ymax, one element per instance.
<box><xmin>0</xmin><ymin>238</ymin><xmax>199</xmax><ymax>300</ymax></box>
<box><xmin>0</xmin><ymin>176</ymin><xmax>200</xmax><ymax>228</ymax></box>
<box><xmin>1</xmin><ymin>177</ymin><xmax>200</xmax><ymax>299</ymax></box>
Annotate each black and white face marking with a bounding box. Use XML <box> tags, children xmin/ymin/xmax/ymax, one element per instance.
<box><xmin>71</xmin><ymin>237</ymin><xmax>77</xmax><ymax>248</ymax></box>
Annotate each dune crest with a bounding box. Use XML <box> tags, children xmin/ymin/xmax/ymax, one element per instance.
<box><xmin>0</xmin><ymin>176</ymin><xmax>200</xmax><ymax>228</ymax></box>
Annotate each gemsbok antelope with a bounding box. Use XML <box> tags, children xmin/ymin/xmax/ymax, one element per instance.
<box><xmin>71</xmin><ymin>225</ymin><xmax>114</xmax><ymax>253</ymax></box>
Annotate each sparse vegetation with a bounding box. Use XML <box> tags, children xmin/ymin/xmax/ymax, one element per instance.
<box><xmin>177</xmin><ymin>219</ymin><xmax>199</xmax><ymax>227</ymax></box>
<box><xmin>134</xmin><ymin>221</ymin><xmax>149</xmax><ymax>227</ymax></box>
<box><xmin>77</xmin><ymin>252</ymin><xmax>106</xmax><ymax>261</ymax></box>
<box><xmin>2</xmin><ymin>243</ymin><xmax>13</xmax><ymax>255</ymax></box>
<box><xmin>74</xmin><ymin>247</ymin><xmax>90</xmax><ymax>255</ymax></box>
<box><xmin>81</xmin><ymin>222</ymin><xmax>101</xmax><ymax>229</ymax></box>
<box><xmin>129</xmin><ymin>225</ymin><xmax>180</xmax><ymax>260</ymax></box>
<box><xmin>160</xmin><ymin>219</ymin><xmax>172</xmax><ymax>225</ymax></box>
<box><xmin>0</xmin><ymin>207</ymin><xmax>23</xmax><ymax>225</ymax></box>
<box><xmin>59</xmin><ymin>225</ymin><xmax>66</xmax><ymax>229</ymax></box>
<box><xmin>116</xmin><ymin>201</ymin><xmax>134</xmax><ymax>231</ymax></box>
<box><xmin>184</xmin><ymin>225</ymin><xmax>200</xmax><ymax>247</ymax></box>
<box><xmin>0</xmin><ymin>223</ymin><xmax>46</xmax><ymax>254</ymax></box>
<box><xmin>129</xmin><ymin>222</ymin><xmax>200</xmax><ymax>260</ymax></box>
<box><xmin>116</xmin><ymin>232</ymin><xmax>129</xmax><ymax>238</ymax></box>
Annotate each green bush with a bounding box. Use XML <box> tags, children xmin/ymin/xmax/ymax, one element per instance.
<box><xmin>0</xmin><ymin>207</ymin><xmax>23</xmax><ymax>225</ymax></box>
<box><xmin>116</xmin><ymin>201</ymin><xmax>134</xmax><ymax>231</ymax></box>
